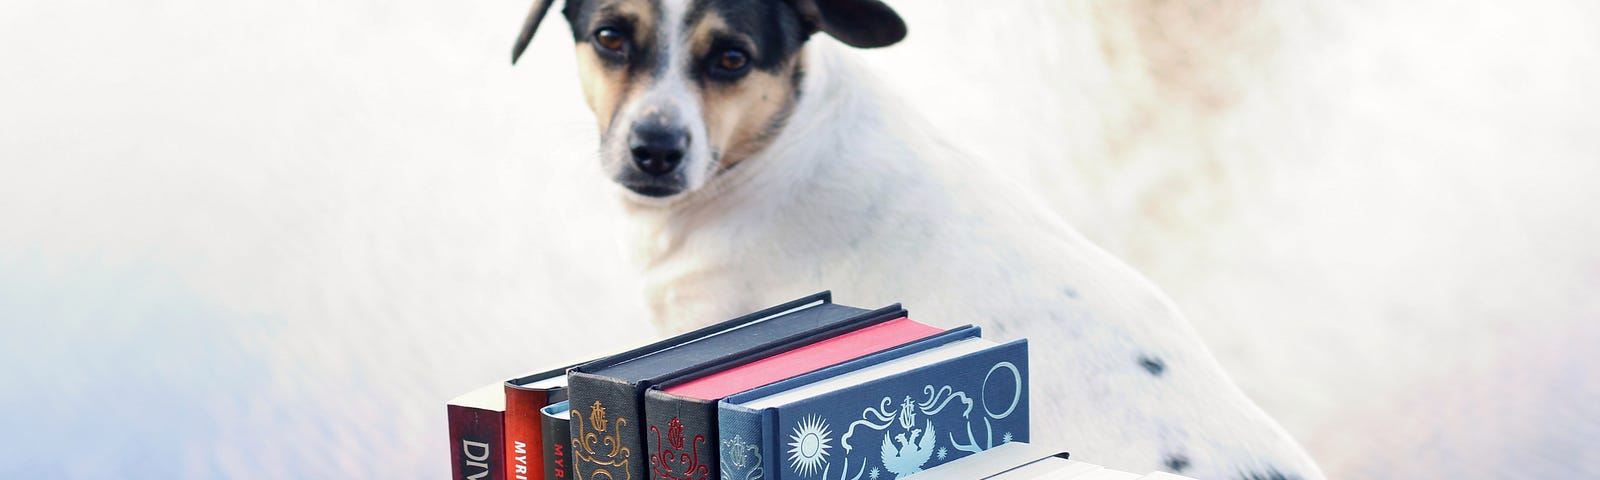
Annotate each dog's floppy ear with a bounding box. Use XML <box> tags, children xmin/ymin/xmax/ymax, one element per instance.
<box><xmin>511</xmin><ymin>0</ymin><xmax>559</xmax><ymax>65</ymax></box>
<box><xmin>788</xmin><ymin>0</ymin><xmax>907</xmax><ymax>48</ymax></box>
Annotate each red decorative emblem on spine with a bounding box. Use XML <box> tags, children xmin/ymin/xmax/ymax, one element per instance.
<box><xmin>668</xmin><ymin>417</ymin><xmax>685</xmax><ymax>450</ymax></box>
<box><xmin>650</xmin><ymin>417</ymin><xmax>709</xmax><ymax>480</ymax></box>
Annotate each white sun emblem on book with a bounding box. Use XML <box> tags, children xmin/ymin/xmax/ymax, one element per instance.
<box><xmin>787</xmin><ymin>414</ymin><xmax>833</xmax><ymax>476</ymax></box>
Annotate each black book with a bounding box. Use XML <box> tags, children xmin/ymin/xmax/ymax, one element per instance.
<box><xmin>564</xmin><ymin>292</ymin><xmax>886</xmax><ymax>480</ymax></box>
<box><xmin>541</xmin><ymin>401</ymin><xmax>573</xmax><ymax>480</ymax></box>
<box><xmin>641</xmin><ymin>306</ymin><xmax>927</xmax><ymax>480</ymax></box>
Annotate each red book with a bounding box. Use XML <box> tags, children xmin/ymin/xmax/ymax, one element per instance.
<box><xmin>642</xmin><ymin>315</ymin><xmax>944</xmax><ymax>480</ymax></box>
<box><xmin>448</xmin><ymin>383</ymin><xmax>507</xmax><ymax>480</ymax></box>
<box><xmin>504</xmin><ymin>371</ymin><xmax>570</xmax><ymax>480</ymax></box>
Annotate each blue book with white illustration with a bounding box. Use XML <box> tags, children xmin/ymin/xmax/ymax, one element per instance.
<box><xmin>717</xmin><ymin>330</ymin><xmax>1028</xmax><ymax>480</ymax></box>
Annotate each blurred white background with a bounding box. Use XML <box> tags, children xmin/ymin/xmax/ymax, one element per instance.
<box><xmin>2</xmin><ymin>0</ymin><xmax>1597</xmax><ymax>478</ymax></box>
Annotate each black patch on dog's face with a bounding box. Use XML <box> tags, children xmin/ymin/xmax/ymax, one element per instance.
<box><xmin>1138</xmin><ymin>355</ymin><xmax>1166</xmax><ymax>376</ymax></box>
<box><xmin>684</xmin><ymin>0</ymin><xmax>809</xmax><ymax>73</ymax></box>
<box><xmin>560</xmin><ymin>0</ymin><xmax>806</xmax><ymax>84</ymax></box>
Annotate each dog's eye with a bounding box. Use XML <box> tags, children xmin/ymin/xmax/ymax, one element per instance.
<box><xmin>718</xmin><ymin>50</ymin><xmax>748</xmax><ymax>71</ymax></box>
<box><xmin>709</xmin><ymin>48</ymin><xmax>750</xmax><ymax>79</ymax></box>
<box><xmin>594</xmin><ymin>28</ymin><xmax>626</xmax><ymax>52</ymax></box>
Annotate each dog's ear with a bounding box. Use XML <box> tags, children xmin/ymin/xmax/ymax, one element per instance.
<box><xmin>511</xmin><ymin>0</ymin><xmax>559</xmax><ymax>65</ymax></box>
<box><xmin>787</xmin><ymin>0</ymin><xmax>907</xmax><ymax>48</ymax></box>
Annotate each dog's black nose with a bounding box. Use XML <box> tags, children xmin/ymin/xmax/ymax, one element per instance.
<box><xmin>629</xmin><ymin>126</ymin><xmax>689</xmax><ymax>177</ymax></box>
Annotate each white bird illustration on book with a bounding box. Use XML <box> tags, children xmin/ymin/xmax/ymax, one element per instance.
<box><xmin>880</xmin><ymin>420</ymin><xmax>936</xmax><ymax>478</ymax></box>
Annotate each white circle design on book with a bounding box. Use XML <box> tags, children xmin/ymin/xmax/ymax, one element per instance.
<box><xmin>981</xmin><ymin>362</ymin><xmax>1022</xmax><ymax>420</ymax></box>
<box><xmin>787</xmin><ymin>414</ymin><xmax>833</xmax><ymax>476</ymax></box>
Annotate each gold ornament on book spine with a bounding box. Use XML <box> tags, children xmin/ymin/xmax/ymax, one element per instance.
<box><xmin>571</xmin><ymin>400</ymin><xmax>632</xmax><ymax>480</ymax></box>
<box><xmin>590</xmin><ymin>400</ymin><xmax>608</xmax><ymax>432</ymax></box>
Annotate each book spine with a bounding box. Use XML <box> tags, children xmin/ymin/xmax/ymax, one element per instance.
<box><xmin>567</xmin><ymin>372</ymin><xmax>646</xmax><ymax>480</ymax></box>
<box><xmin>449</xmin><ymin>403</ymin><xmax>507</xmax><ymax>480</ymax></box>
<box><xmin>715</xmin><ymin>403</ymin><xmax>773</xmax><ymax>480</ymax></box>
<box><xmin>505</xmin><ymin>387</ymin><xmax>553</xmax><ymax>480</ymax></box>
<box><xmin>643</xmin><ymin>389</ymin><xmax>717</xmax><ymax>480</ymax></box>
<box><xmin>542</xmin><ymin>402</ymin><xmax>574</xmax><ymax>480</ymax></box>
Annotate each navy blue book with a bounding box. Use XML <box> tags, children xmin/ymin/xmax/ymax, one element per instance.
<box><xmin>565</xmin><ymin>292</ymin><xmax>896</xmax><ymax>480</ymax></box>
<box><xmin>718</xmin><ymin>333</ymin><xmax>1029</xmax><ymax>480</ymax></box>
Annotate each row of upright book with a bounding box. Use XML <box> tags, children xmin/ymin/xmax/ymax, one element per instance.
<box><xmin>448</xmin><ymin>291</ymin><xmax>1193</xmax><ymax>480</ymax></box>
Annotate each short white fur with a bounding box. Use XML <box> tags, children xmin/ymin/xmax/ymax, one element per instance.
<box><xmin>614</xmin><ymin>40</ymin><xmax>1327</xmax><ymax>479</ymax></box>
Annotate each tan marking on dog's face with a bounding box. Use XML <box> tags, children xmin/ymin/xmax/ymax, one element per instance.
<box><xmin>572</xmin><ymin>0</ymin><xmax>658</xmax><ymax>134</ymax></box>
<box><xmin>689</xmin><ymin>13</ymin><xmax>800</xmax><ymax>169</ymax></box>
<box><xmin>700</xmin><ymin>61</ymin><xmax>801</xmax><ymax>169</ymax></box>
<box><xmin>575</xmin><ymin>46</ymin><xmax>625</xmax><ymax>131</ymax></box>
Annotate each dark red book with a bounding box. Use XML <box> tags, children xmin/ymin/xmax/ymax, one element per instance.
<box><xmin>643</xmin><ymin>316</ymin><xmax>944</xmax><ymax>480</ymax></box>
<box><xmin>504</xmin><ymin>370</ymin><xmax>571</xmax><ymax>480</ymax></box>
<box><xmin>448</xmin><ymin>383</ymin><xmax>507</xmax><ymax>480</ymax></box>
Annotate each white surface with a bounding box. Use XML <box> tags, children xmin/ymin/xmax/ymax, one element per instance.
<box><xmin>998</xmin><ymin>458</ymin><xmax>1104</xmax><ymax>479</ymax></box>
<box><xmin>1070</xmin><ymin>469</ymin><xmax>1142</xmax><ymax>480</ymax></box>
<box><xmin>904</xmin><ymin>441</ymin><xmax>1062</xmax><ymax>480</ymax></box>
<box><xmin>2</xmin><ymin>0</ymin><xmax>1598</xmax><ymax>478</ymax></box>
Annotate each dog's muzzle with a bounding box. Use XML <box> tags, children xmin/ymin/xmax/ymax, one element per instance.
<box><xmin>618</xmin><ymin>123</ymin><xmax>691</xmax><ymax>198</ymax></box>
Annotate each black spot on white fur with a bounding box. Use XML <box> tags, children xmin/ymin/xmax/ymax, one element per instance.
<box><xmin>1138</xmin><ymin>355</ymin><xmax>1165</xmax><ymax>376</ymax></box>
<box><xmin>1163</xmin><ymin>454</ymin><xmax>1190</xmax><ymax>473</ymax></box>
<box><xmin>1239</xmin><ymin>468</ymin><xmax>1300</xmax><ymax>480</ymax></box>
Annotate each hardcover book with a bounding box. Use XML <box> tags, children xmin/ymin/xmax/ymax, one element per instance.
<box><xmin>506</xmin><ymin>368</ymin><xmax>574</xmax><ymax>480</ymax></box>
<box><xmin>718</xmin><ymin>336</ymin><xmax>1029</xmax><ymax>480</ymax></box>
<box><xmin>643</xmin><ymin>315</ymin><xmax>949</xmax><ymax>480</ymax></box>
<box><xmin>542</xmin><ymin>401</ymin><xmax>574</xmax><ymax>480</ymax></box>
<box><xmin>566</xmin><ymin>292</ymin><xmax>896</xmax><ymax>480</ymax></box>
<box><xmin>449</xmin><ymin>382</ymin><xmax>508</xmax><ymax>480</ymax></box>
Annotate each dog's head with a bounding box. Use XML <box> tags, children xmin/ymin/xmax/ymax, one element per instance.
<box><xmin>512</xmin><ymin>0</ymin><xmax>905</xmax><ymax>201</ymax></box>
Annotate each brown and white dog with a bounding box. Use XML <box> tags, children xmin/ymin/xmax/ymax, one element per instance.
<box><xmin>511</xmin><ymin>0</ymin><xmax>1325</xmax><ymax>478</ymax></box>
